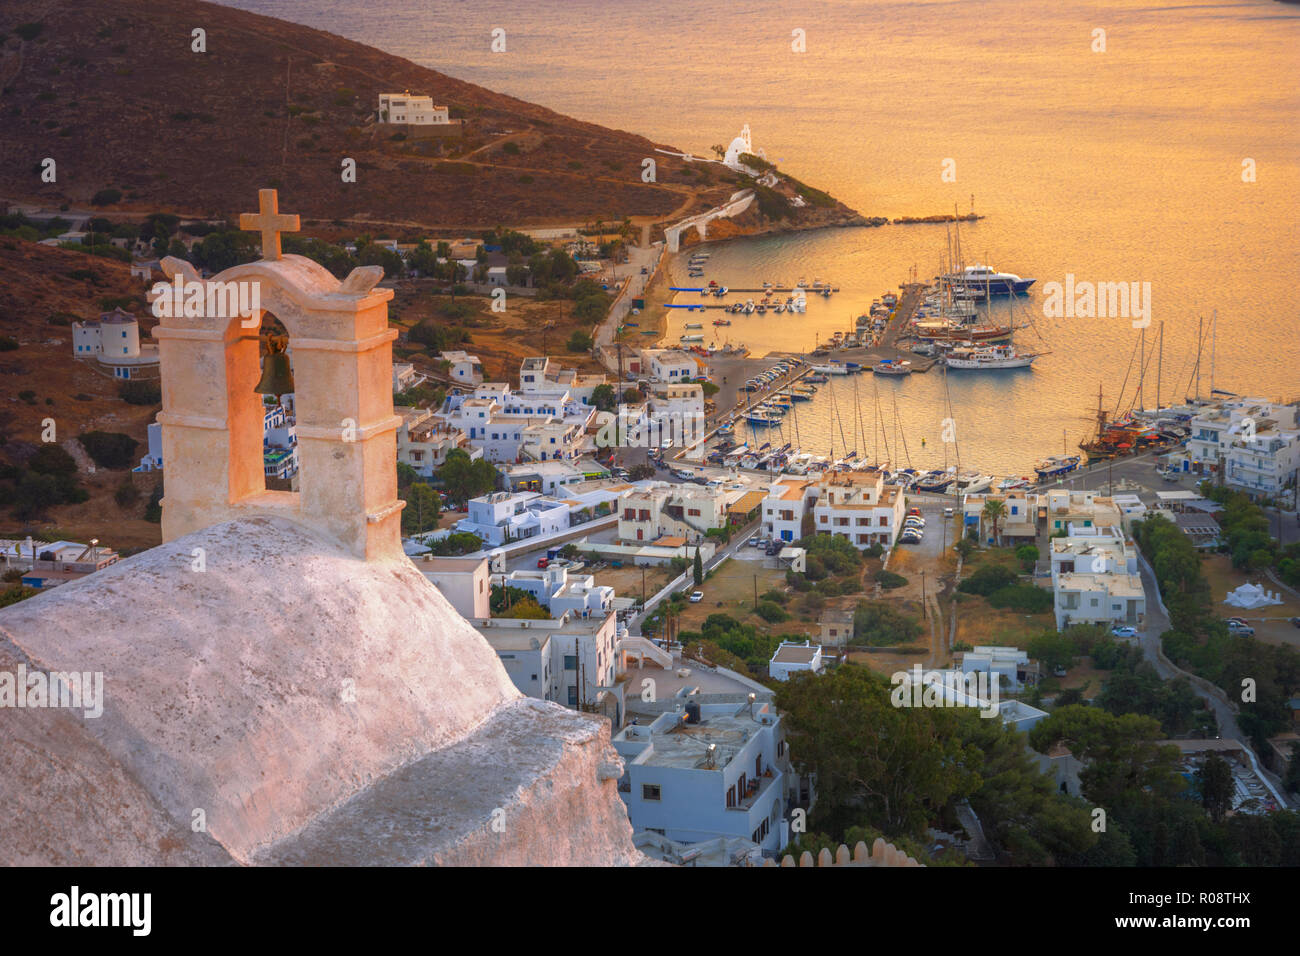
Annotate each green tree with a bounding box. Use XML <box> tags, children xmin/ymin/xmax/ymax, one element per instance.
<box><xmin>436</xmin><ymin>449</ymin><xmax>499</xmax><ymax>505</ymax></box>
<box><xmin>981</xmin><ymin>498</ymin><xmax>1006</xmax><ymax>544</ymax></box>
<box><xmin>1028</xmin><ymin>706</ymin><xmax>1184</xmax><ymax>810</ymax></box>
<box><xmin>402</xmin><ymin>482</ymin><xmax>441</xmax><ymax>535</ymax></box>
<box><xmin>589</xmin><ymin>383</ymin><xmax>617</xmax><ymax>412</ymax></box>
<box><xmin>1197</xmin><ymin>753</ymin><xmax>1234</xmax><ymax>823</ymax></box>
<box><xmin>775</xmin><ymin>666</ymin><xmax>981</xmax><ymax>836</ymax></box>
<box><xmin>692</xmin><ymin>548</ymin><xmax>703</xmax><ymax>586</ymax></box>
<box><xmin>567</xmin><ymin>330</ymin><xmax>593</xmax><ymax>352</ymax></box>
<box><xmin>1027</xmin><ymin>631</ymin><xmax>1076</xmax><ymax>674</ymax></box>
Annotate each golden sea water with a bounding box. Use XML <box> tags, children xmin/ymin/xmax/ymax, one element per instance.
<box><xmin>222</xmin><ymin>0</ymin><xmax>1299</xmax><ymax>472</ymax></box>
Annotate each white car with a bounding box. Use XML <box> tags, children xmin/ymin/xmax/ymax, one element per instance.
<box><xmin>943</xmin><ymin>507</ymin><xmax>954</xmax><ymax>517</ymax></box>
<box><xmin>1110</xmin><ymin>625</ymin><xmax>1139</xmax><ymax>638</ymax></box>
<box><xmin>689</xmin><ymin>591</ymin><xmax>704</xmax><ymax>603</ymax></box>
<box><xmin>904</xmin><ymin>517</ymin><xmax>926</xmax><ymax>527</ymax></box>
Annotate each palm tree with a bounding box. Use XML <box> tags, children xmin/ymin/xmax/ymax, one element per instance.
<box><xmin>981</xmin><ymin>498</ymin><xmax>1007</xmax><ymax>546</ymax></box>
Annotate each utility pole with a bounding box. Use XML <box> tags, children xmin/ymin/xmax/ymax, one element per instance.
<box><xmin>921</xmin><ymin>569</ymin><xmax>927</xmax><ymax>618</ymax></box>
<box><xmin>641</xmin><ymin>566</ymin><xmax>646</xmax><ymax>608</ymax></box>
<box><xmin>753</xmin><ymin>574</ymin><xmax>758</xmax><ymax>608</ymax></box>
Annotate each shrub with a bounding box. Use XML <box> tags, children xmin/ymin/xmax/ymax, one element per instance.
<box><xmin>786</xmin><ymin>570</ymin><xmax>812</xmax><ymax>592</ymax></box>
<box><xmin>815</xmin><ymin>578</ymin><xmax>840</xmax><ymax>597</ymax></box>
<box><xmin>755</xmin><ymin>601</ymin><xmax>789</xmax><ymax>624</ymax></box>
<box><xmin>874</xmin><ymin>569</ymin><xmax>908</xmax><ymax>589</ymax></box>
<box><xmin>955</xmin><ymin>538</ymin><xmax>975</xmax><ymax>559</ymax></box>
<box><xmin>987</xmin><ymin>583</ymin><xmax>1053</xmax><ymax>613</ymax></box>
<box><xmin>91</xmin><ymin>188</ymin><xmax>123</xmax><ymax>206</ymax></box>
<box><xmin>114</xmin><ymin>477</ymin><xmax>139</xmax><ymax>508</ymax></box>
<box><xmin>958</xmin><ymin>563</ymin><xmax>1017</xmax><ymax>596</ymax></box>
<box><xmin>118</xmin><ymin>379</ymin><xmax>161</xmax><ymax>405</ymax></box>
<box><xmin>799</xmin><ymin>593</ymin><xmax>825</xmax><ymax>616</ymax></box>
<box><xmin>77</xmin><ymin>431</ymin><xmax>138</xmax><ymax>469</ymax></box>
<box><xmin>0</xmin><ymin>335</ymin><xmax>17</xmax><ymax>351</ymax></box>
<box><xmin>567</xmin><ymin>330</ymin><xmax>593</xmax><ymax>352</ymax></box>
<box><xmin>852</xmin><ymin>601</ymin><xmax>923</xmax><ymax>646</ymax></box>
<box><xmin>761</xmin><ymin>589</ymin><xmax>788</xmax><ymax>606</ymax></box>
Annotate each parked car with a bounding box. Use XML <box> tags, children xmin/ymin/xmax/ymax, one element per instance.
<box><xmin>904</xmin><ymin>516</ymin><xmax>926</xmax><ymax>527</ymax></box>
<box><xmin>536</xmin><ymin>558</ymin><xmax>550</xmax><ymax>569</ymax></box>
<box><xmin>900</xmin><ymin>532</ymin><xmax>921</xmax><ymax>544</ymax></box>
<box><xmin>943</xmin><ymin>507</ymin><xmax>954</xmax><ymax>518</ymax></box>
<box><xmin>689</xmin><ymin>591</ymin><xmax>704</xmax><ymax>603</ymax></box>
<box><xmin>907</xmin><ymin>508</ymin><xmax>922</xmax><ymax>518</ymax></box>
<box><xmin>765</xmin><ymin>542</ymin><xmax>781</xmax><ymax>556</ymax></box>
<box><xmin>1162</xmin><ymin>471</ymin><xmax>1181</xmax><ymax>482</ymax></box>
<box><xmin>1110</xmin><ymin>625</ymin><xmax>1139</xmax><ymax>638</ymax></box>
<box><xmin>1227</xmin><ymin>620</ymin><xmax>1255</xmax><ymax>636</ymax></box>
<box><xmin>1289</xmin><ymin>617</ymin><xmax>1300</xmax><ymax>628</ymax></box>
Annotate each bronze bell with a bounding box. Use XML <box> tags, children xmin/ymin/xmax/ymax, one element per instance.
<box><xmin>254</xmin><ymin>333</ymin><xmax>295</xmax><ymax>399</ymax></box>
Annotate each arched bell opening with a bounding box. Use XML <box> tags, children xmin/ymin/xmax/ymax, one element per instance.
<box><xmin>221</xmin><ymin>305</ymin><xmax>302</xmax><ymax>509</ymax></box>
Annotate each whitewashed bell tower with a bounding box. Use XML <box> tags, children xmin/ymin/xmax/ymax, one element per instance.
<box><xmin>150</xmin><ymin>189</ymin><xmax>405</xmax><ymax>561</ymax></box>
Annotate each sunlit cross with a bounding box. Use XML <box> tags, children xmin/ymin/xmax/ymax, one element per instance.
<box><xmin>239</xmin><ymin>188</ymin><xmax>300</xmax><ymax>261</ymax></box>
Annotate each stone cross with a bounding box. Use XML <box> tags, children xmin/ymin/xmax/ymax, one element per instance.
<box><xmin>239</xmin><ymin>188</ymin><xmax>300</xmax><ymax>261</ymax></box>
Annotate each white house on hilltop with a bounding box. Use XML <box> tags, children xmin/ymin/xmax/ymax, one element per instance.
<box><xmin>378</xmin><ymin>93</ymin><xmax>449</xmax><ymax>125</ymax></box>
<box><xmin>71</xmin><ymin>308</ymin><xmax>160</xmax><ymax>380</ymax></box>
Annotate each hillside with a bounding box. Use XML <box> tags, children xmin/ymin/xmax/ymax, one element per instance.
<box><xmin>0</xmin><ymin>239</ymin><xmax>163</xmax><ymax>548</ymax></box>
<box><xmin>0</xmin><ymin>0</ymin><xmax>862</xmax><ymax>232</ymax></box>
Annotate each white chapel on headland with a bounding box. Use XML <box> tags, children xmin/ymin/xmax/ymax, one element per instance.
<box><xmin>0</xmin><ymin>190</ymin><xmax>640</xmax><ymax>866</ymax></box>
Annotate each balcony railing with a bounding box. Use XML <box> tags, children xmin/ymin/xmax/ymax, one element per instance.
<box><xmin>726</xmin><ymin>769</ymin><xmax>781</xmax><ymax>812</ymax></box>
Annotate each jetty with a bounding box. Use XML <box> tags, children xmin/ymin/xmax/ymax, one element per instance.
<box><xmin>880</xmin><ymin>283</ymin><xmax>928</xmax><ymax>349</ymax></box>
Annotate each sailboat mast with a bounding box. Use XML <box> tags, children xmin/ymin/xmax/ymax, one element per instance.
<box><xmin>1210</xmin><ymin>308</ymin><xmax>1217</xmax><ymax>396</ymax></box>
<box><xmin>1194</xmin><ymin>314</ymin><xmax>1202</xmax><ymax>401</ymax></box>
<box><xmin>1138</xmin><ymin>326</ymin><xmax>1145</xmax><ymax>412</ymax></box>
<box><xmin>1156</xmin><ymin>321</ymin><xmax>1163</xmax><ymax>411</ymax></box>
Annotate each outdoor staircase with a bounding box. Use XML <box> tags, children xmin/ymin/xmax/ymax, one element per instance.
<box><xmin>620</xmin><ymin>634</ymin><xmax>672</xmax><ymax>669</ymax></box>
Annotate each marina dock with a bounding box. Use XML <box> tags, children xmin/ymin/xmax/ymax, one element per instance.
<box><xmin>668</xmin><ymin>286</ymin><xmax>841</xmax><ymax>294</ymax></box>
<box><xmin>880</xmin><ymin>282</ymin><xmax>927</xmax><ymax>349</ymax></box>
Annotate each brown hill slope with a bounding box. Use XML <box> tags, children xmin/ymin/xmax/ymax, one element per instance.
<box><xmin>0</xmin><ymin>239</ymin><xmax>163</xmax><ymax>548</ymax></box>
<box><xmin>0</xmin><ymin>0</ymin><xmax>858</xmax><ymax>231</ymax></box>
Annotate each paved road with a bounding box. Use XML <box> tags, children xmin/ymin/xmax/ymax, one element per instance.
<box><xmin>595</xmin><ymin>242</ymin><xmax>663</xmax><ymax>357</ymax></box>
<box><xmin>1135</xmin><ymin>556</ymin><xmax>1292</xmax><ymax>808</ymax></box>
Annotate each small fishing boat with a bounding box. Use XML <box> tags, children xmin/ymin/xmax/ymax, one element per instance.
<box><xmin>685</xmin><ymin>322</ymin><xmax>703</xmax><ymax>330</ymax></box>
<box><xmin>997</xmin><ymin>476</ymin><xmax>1031</xmax><ymax>491</ymax></box>
<box><xmin>872</xmin><ymin>360</ymin><xmax>912</xmax><ymax>376</ymax></box>
<box><xmin>1035</xmin><ymin>454</ymin><xmax>1081</xmax><ymax>480</ymax></box>
<box><xmin>712</xmin><ymin>318</ymin><xmax>732</xmax><ymax>326</ymax></box>
<box><xmin>746</xmin><ymin>410</ymin><xmax>785</xmax><ymax>427</ymax></box>
<box><xmin>680</xmin><ymin>334</ymin><xmax>704</xmax><ymax>343</ymax></box>
<box><xmin>915</xmin><ymin>470</ymin><xmax>954</xmax><ymax>493</ymax></box>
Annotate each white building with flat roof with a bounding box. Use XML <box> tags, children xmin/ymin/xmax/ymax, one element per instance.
<box><xmin>618</xmin><ymin>482</ymin><xmax>730</xmax><ymax>543</ymax></box>
<box><xmin>395</xmin><ymin>406</ymin><xmax>480</xmax><ymax>478</ymax></box>
<box><xmin>440</xmin><ymin>350</ymin><xmax>484</xmax><ymax>386</ymax></box>
<box><xmin>769</xmin><ymin>641</ymin><xmax>824</xmax><ymax>681</ymax></box>
<box><xmin>1049</xmin><ymin>525</ymin><xmax>1145</xmax><ymax>630</ymax></box>
<box><xmin>498</xmin><ymin>564</ymin><xmax>614</xmax><ymax>620</ymax></box>
<box><xmin>762</xmin><ymin>478</ymin><xmax>817</xmax><ymax>544</ymax></box>
<box><xmin>613</xmin><ymin>701</ymin><xmax>790</xmax><ymax>854</ymax></box>
<box><xmin>474</xmin><ymin>610</ymin><xmax>622</xmax><ymax>725</ymax></box>
<box><xmin>811</xmin><ymin>471</ymin><xmax>905</xmax><ymax>550</ymax></box>
<box><xmin>415</xmin><ymin>554</ymin><xmax>491</xmax><ymax>619</ymax></box>
<box><xmin>378</xmin><ymin>93</ymin><xmax>450</xmax><ymax>125</ymax></box>
<box><xmin>457</xmin><ymin>490</ymin><xmax>571</xmax><ymax>547</ymax></box>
